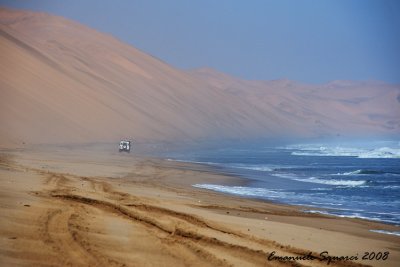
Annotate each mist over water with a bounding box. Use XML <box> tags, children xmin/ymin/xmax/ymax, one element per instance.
<box><xmin>165</xmin><ymin>140</ymin><xmax>400</xmax><ymax>226</ymax></box>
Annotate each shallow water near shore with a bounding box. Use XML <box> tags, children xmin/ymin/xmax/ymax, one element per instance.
<box><xmin>166</xmin><ymin>141</ymin><xmax>400</xmax><ymax>226</ymax></box>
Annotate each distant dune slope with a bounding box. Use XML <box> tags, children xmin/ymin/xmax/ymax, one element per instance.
<box><xmin>1</xmin><ymin>7</ymin><xmax>399</xmax><ymax>147</ymax></box>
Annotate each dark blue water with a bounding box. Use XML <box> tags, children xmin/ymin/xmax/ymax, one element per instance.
<box><xmin>166</xmin><ymin>142</ymin><xmax>400</xmax><ymax>229</ymax></box>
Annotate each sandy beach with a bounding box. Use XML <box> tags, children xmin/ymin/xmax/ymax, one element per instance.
<box><xmin>1</xmin><ymin>4</ymin><xmax>399</xmax><ymax>267</ymax></box>
<box><xmin>0</xmin><ymin>144</ymin><xmax>398</xmax><ymax>267</ymax></box>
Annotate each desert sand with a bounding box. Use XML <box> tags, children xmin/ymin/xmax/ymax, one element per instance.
<box><xmin>1</xmin><ymin>145</ymin><xmax>399</xmax><ymax>267</ymax></box>
<box><xmin>1</xmin><ymin>7</ymin><xmax>400</xmax><ymax>148</ymax></box>
<box><xmin>1</xmin><ymin>7</ymin><xmax>400</xmax><ymax>267</ymax></box>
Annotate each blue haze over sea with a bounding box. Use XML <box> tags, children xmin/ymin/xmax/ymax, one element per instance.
<box><xmin>165</xmin><ymin>141</ymin><xmax>400</xmax><ymax>235</ymax></box>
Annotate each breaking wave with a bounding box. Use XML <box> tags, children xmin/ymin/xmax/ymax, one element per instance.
<box><xmin>335</xmin><ymin>169</ymin><xmax>398</xmax><ymax>176</ymax></box>
<box><xmin>301</xmin><ymin>177</ymin><xmax>366</xmax><ymax>186</ymax></box>
<box><xmin>224</xmin><ymin>164</ymin><xmax>274</xmax><ymax>172</ymax></box>
<box><xmin>193</xmin><ymin>184</ymin><xmax>289</xmax><ymax>199</ymax></box>
<box><xmin>284</xmin><ymin>143</ymin><xmax>400</xmax><ymax>158</ymax></box>
<box><xmin>304</xmin><ymin>210</ymin><xmax>399</xmax><ymax>224</ymax></box>
<box><xmin>271</xmin><ymin>173</ymin><xmax>367</xmax><ymax>187</ymax></box>
<box><xmin>369</xmin><ymin>230</ymin><xmax>400</xmax><ymax>236</ymax></box>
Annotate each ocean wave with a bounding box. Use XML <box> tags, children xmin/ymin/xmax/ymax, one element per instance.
<box><xmin>335</xmin><ymin>169</ymin><xmax>389</xmax><ymax>176</ymax></box>
<box><xmin>359</xmin><ymin>147</ymin><xmax>400</xmax><ymax>158</ymax></box>
<box><xmin>192</xmin><ymin>184</ymin><xmax>289</xmax><ymax>199</ymax></box>
<box><xmin>223</xmin><ymin>163</ymin><xmax>309</xmax><ymax>172</ymax></box>
<box><xmin>271</xmin><ymin>173</ymin><xmax>299</xmax><ymax>179</ymax></box>
<box><xmin>167</xmin><ymin>160</ymin><xmax>284</xmax><ymax>172</ymax></box>
<box><xmin>302</xmin><ymin>177</ymin><xmax>366</xmax><ymax>186</ymax></box>
<box><xmin>271</xmin><ymin>173</ymin><xmax>366</xmax><ymax>186</ymax></box>
<box><xmin>382</xmin><ymin>185</ymin><xmax>400</xmax><ymax>189</ymax></box>
<box><xmin>241</xmin><ymin>166</ymin><xmax>274</xmax><ymax>171</ymax></box>
<box><xmin>310</xmin><ymin>188</ymin><xmax>333</xmax><ymax>191</ymax></box>
<box><xmin>336</xmin><ymin>170</ymin><xmax>363</xmax><ymax>175</ymax></box>
<box><xmin>284</xmin><ymin>143</ymin><xmax>400</xmax><ymax>158</ymax></box>
<box><xmin>225</xmin><ymin>164</ymin><xmax>274</xmax><ymax>172</ymax></box>
<box><xmin>368</xmin><ymin>211</ymin><xmax>400</xmax><ymax>216</ymax></box>
<box><xmin>311</xmin><ymin>201</ymin><xmax>343</xmax><ymax>206</ymax></box>
<box><xmin>194</xmin><ymin>184</ymin><xmax>399</xmax><ymax>224</ymax></box>
<box><xmin>304</xmin><ymin>210</ymin><xmax>399</xmax><ymax>224</ymax></box>
<box><xmin>369</xmin><ymin>230</ymin><xmax>400</xmax><ymax>236</ymax></box>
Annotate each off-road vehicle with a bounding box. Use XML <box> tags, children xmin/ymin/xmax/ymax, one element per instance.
<box><xmin>119</xmin><ymin>140</ymin><xmax>131</xmax><ymax>152</ymax></box>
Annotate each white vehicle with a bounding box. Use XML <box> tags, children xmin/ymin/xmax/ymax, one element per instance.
<box><xmin>119</xmin><ymin>140</ymin><xmax>131</xmax><ymax>152</ymax></box>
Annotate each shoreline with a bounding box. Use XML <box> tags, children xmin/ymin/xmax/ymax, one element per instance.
<box><xmin>168</xmin><ymin>158</ymin><xmax>400</xmax><ymax>228</ymax></box>
<box><xmin>1</xmin><ymin>145</ymin><xmax>399</xmax><ymax>266</ymax></box>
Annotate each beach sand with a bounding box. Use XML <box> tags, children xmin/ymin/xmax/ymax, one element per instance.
<box><xmin>0</xmin><ymin>145</ymin><xmax>399</xmax><ymax>267</ymax></box>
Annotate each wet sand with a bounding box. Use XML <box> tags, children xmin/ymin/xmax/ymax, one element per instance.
<box><xmin>0</xmin><ymin>145</ymin><xmax>399</xmax><ymax>266</ymax></box>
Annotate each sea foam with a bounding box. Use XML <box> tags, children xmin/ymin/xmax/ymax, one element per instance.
<box><xmin>303</xmin><ymin>177</ymin><xmax>366</xmax><ymax>186</ymax></box>
<box><xmin>369</xmin><ymin>230</ymin><xmax>400</xmax><ymax>236</ymax></box>
<box><xmin>271</xmin><ymin>173</ymin><xmax>366</xmax><ymax>186</ymax></box>
<box><xmin>193</xmin><ymin>184</ymin><xmax>288</xmax><ymax>199</ymax></box>
<box><xmin>284</xmin><ymin>143</ymin><xmax>400</xmax><ymax>158</ymax></box>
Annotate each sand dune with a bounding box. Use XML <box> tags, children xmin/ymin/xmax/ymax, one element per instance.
<box><xmin>1</xmin><ymin>7</ymin><xmax>400</xmax><ymax>147</ymax></box>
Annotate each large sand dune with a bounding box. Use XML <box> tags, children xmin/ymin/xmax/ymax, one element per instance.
<box><xmin>1</xmin><ymin>7</ymin><xmax>399</xmax><ymax>147</ymax></box>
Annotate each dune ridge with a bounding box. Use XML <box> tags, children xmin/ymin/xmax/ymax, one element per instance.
<box><xmin>1</xmin><ymin>7</ymin><xmax>399</xmax><ymax>147</ymax></box>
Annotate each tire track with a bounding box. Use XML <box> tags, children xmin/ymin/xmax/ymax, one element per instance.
<box><xmin>50</xmin><ymin>193</ymin><xmax>320</xmax><ymax>267</ymax></box>
<box><xmin>28</xmin><ymin>165</ymin><xmax>370</xmax><ymax>267</ymax></box>
<box><xmin>39</xmin><ymin>206</ymin><xmax>99</xmax><ymax>267</ymax></box>
<box><xmin>74</xmin><ymin>180</ymin><xmax>367</xmax><ymax>267</ymax></box>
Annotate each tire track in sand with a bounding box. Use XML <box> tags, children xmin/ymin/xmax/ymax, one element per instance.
<box><xmin>39</xmin><ymin>207</ymin><xmax>99</xmax><ymax>267</ymax></box>
<box><xmin>26</xmin><ymin>163</ymin><xmax>369</xmax><ymax>267</ymax></box>
<box><xmin>51</xmin><ymin>192</ymin><xmax>366</xmax><ymax>267</ymax></box>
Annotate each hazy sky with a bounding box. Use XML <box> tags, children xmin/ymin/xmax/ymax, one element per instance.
<box><xmin>1</xmin><ymin>0</ymin><xmax>399</xmax><ymax>83</ymax></box>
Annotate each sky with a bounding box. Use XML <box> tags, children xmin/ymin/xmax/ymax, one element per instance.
<box><xmin>1</xmin><ymin>0</ymin><xmax>399</xmax><ymax>84</ymax></box>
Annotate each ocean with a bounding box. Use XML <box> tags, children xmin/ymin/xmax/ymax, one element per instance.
<box><xmin>165</xmin><ymin>141</ymin><xmax>400</xmax><ymax>234</ymax></box>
